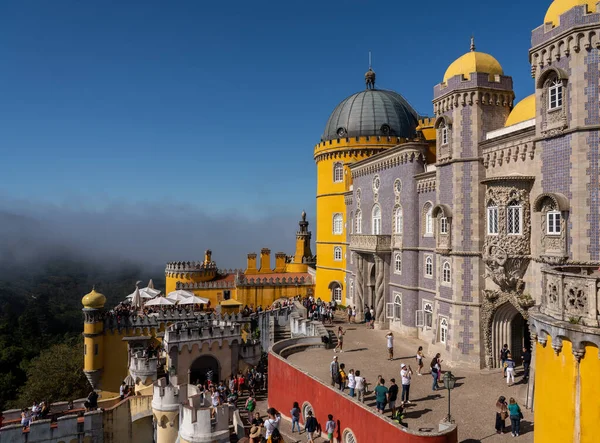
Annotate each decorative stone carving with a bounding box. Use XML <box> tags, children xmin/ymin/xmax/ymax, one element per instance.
<box><xmin>482</xmin><ymin>183</ymin><xmax>532</xmax><ymax>293</ymax></box>
<box><xmin>374</xmin><ymin>255</ymin><xmax>385</xmax><ymax>325</ymax></box>
<box><xmin>536</xmin><ymin>195</ymin><xmax>569</xmax><ymax>263</ymax></box>
<box><xmin>349</xmin><ymin>234</ymin><xmax>391</xmax><ymax>253</ymax></box>
<box><xmin>573</xmin><ymin>348</ymin><xmax>586</xmax><ymax>362</ymax></box>
<box><xmin>355</xmin><ymin>255</ymin><xmax>365</xmax><ymax>320</ymax></box>
<box><xmin>540</xmin><ymin>75</ymin><xmax>568</xmax><ymax>139</ymax></box>
<box><xmin>564</xmin><ymin>278</ymin><xmax>587</xmax><ymax>315</ymax></box>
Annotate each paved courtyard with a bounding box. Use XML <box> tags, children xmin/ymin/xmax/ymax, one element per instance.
<box><xmin>279</xmin><ymin>320</ymin><xmax>534</xmax><ymax>443</ymax></box>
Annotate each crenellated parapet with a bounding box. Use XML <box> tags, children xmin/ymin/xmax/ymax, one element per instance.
<box><xmin>176</xmin><ymin>280</ymin><xmax>237</xmax><ymax>290</ymax></box>
<box><xmin>179</xmin><ymin>397</ymin><xmax>231</xmax><ymax>443</ymax></box>
<box><xmin>237</xmin><ymin>274</ymin><xmax>312</xmax><ymax>286</ymax></box>
<box><xmin>165</xmin><ymin>261</ymin><xmax>218</xmax><ymax>272</ymax></box>
<box><xmin>129</xmin><ymin>351</ymin><xmax>159</xmax><ymax>385</ymax></box>
<box><xmin>164</xmin><ymin>320</ymin><xmax>242</xmax><ymax>353</ymax></box>
<box><xmin>104</xmin><ymin>311</ymin><xmax>246</xmax><ymax>332</ymax></box>
<box><xmin>350</xmin><ymin>142</ymin><xmax>428</xmax><ymax>179</ymax></box>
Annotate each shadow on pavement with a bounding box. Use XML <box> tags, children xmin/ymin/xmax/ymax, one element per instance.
<box><xmin>404</xmin><ymin>407</ymin><xmax>432</xmax><ymax>419</ymax></box>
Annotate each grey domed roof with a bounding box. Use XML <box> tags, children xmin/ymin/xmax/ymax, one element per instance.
<box><xmin>323</xmin><ymin>89</ymin><xmax>419</xmax><ymax>142</ymax></box>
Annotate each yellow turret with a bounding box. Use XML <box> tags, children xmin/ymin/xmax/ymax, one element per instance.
<box><xmin>82</xmin><ymin>287</ymin><xmax>106</xmax><ymax>389</ymax></box>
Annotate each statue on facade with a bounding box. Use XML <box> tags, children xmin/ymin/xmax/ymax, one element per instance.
<box><xmin>365</xmin><ymin>68</ymin><xmax>376</xmax><ymax>90</ymax></box>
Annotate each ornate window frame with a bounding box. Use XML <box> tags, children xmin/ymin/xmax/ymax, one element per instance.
<box><xmin>393</xmin><ymin>204</ymin><xmax>403</xmax><ymax>234</ymax></box>
<box><xmin>393</xmin><ymin>178</ymin><xmax>402</xmax><ymax>196</ymax></box>
<box><xmin>422</xmin><ymin>299</ymin><xmax>433</xmax><ymax>328</ymax></box>
<box><xmin>355</xmin><ymin>210</ymin><xmax>362</xmax><ymax>234</ymax></box>
<box><xmin>533</xmin><ymin>192</ymin><xmax>569</xmax><ymax>264</ymax></box>
<box><xmin>372</xmin><ymin>175</ymin><xmax>381</xmax><ymax>193</ymax></box>
<box><xmin>487</xmin><ymin>204</ymin><xmax>499</xmax><ymax>235</ymax></box>
<box><xmin>422</xmin><ymin>202</ymin><xmax>434</xmax><ymax>237</ymax></box>
<box><xmin>372</xmin><ymin>204</ymin><xmax>382</xmax><ymax>235</ymax></box>
<box><xmin>334</xmin><ymin>246</ymin><xmax>342</xmax><ymax>261</ymax></box>
<box><xmin>424</xmin><ymin>254</ymin><xmax>433</xmax><ymax>278</ymax></box>
<box><xmin>439</xmin><ymin>316</ymin><xmax>449</xmax><ymax>344</ymax></box>
<box><xmin>434</xmin><ymin>115</ymin><xmax>453</xmax><ymax>161</ymax></box>
<box><xmin>432</xmin><ymin>204</ymin><xmax>452</xmax><ymax>251</ymax></box>
<box><xmin>394</xmin><ymin>253</ymin><xmax>402</xmax><ymax>274</ymax></box>
<box><xmin>537</xmin><ymin>67</ymin><xmax>569</xmax><ymax>138</ymax></box>
<box><xmin>342</xmin><ymin>428</ymin><xmax>358</xmax><ymax>443</ymax></box>
<box><xmin>387</xmin><ymin>292</ymin><xmax>402</xmax><ymax>322</ymax></box>
<box><xmin>332</xmin><ymin>213</ymin><xmax>343</xmax><ymax>235</ymax></box>
<box><xmin>506</xmin><ymin>201</ymin><xmax>523</xmax><ymax>235</ymax></box>
<box><xmin>442</xmin><ymin>261</ymin><xmax>451</xmax><ymax>285</ymax></box>
<box><xmin>333</xmin><ymin>162</ymin><xmax>344</xmax><ymax>183</ymax></box>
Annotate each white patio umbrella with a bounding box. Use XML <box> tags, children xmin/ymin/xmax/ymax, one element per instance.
<box><xmin>177</xmin><ymin>295</ymin><xmax>209</xmax><ymax>305</ymax></box>
<box><xmin>147</xmin><ymin>279</ymin><xmax>155</xmax><ymax>289</ymax></box>
<box><xmin>140</xmin><ymin>287</ymin><xmax>161</xmax><ymax>297</ymax></box>
<box><xmin>126</xmin><ymin>289</ymin><xmax>154</xmax><ymax>300</ymax></box>
<box><xmin>166</xmin><ymin>290</ymin><xmax>195</xmax><ymax>302</ymax></box>
<box><xmin>144</xmin><ymin>297</ymin><xmax>175</xmax><ymax>306</ymax></box>
<box><xmin>130</xmin><ymin>287</ymin><xmax>143</xmax><ymax>310</ymax></box>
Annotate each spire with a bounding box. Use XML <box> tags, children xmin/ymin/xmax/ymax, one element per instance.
<box><xmin>365</xmin><ymin>51</ymin><xmax>376</xmax><ymax>90</ymax></box>
<box><xmin>470</xmin><ymin>35</ymin><xmax>475</xmax><ymax>52</ymax></box>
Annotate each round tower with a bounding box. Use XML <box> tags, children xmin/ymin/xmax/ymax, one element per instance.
<box><xmin>315</xmin><ymin>70</ymin><xmax>419</xmax><ymax>303</ymax></box>
<box><xmin>82</xmin><ymin>287</ymin><xmax>107</xmax><ymax>389</ymax></box>
<box><xmin>152</xmin><ymin>378</ymin><xmax>181</xmax><ymax>443</ymax></box>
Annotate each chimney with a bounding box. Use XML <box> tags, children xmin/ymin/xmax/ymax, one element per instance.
<box><xmin>258</xmin><ymin>248</ymin><xmax>272</xmax><ymax>273</ymax></box>
<box><xmin>274</xmin><ymin>252</ymin><xmax>286</xmax><ymax>272</ymax></box>
<box><xmin>246</xmin><ymin>253</ymin><xmax>258</xmax><ymax>275</ymax></box>
<box><xmin>204</xmin><ymin>250</ymin><xmax>212</xmax><ymax>265</ymax></box>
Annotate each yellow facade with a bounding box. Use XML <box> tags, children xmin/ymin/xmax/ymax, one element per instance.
<box><xmin>580</xmin><ymin>343</ymin><xmax>600</xmax><ymax>443</ymax></box>
<box><xmin>314</xmin><ymin>136</ymin><xmax>404</xmax><ymax>304</ymax></box>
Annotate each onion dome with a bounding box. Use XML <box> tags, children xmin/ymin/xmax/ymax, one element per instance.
<box><xmin>505</xmin><ymin>94</ymin><xmax>536</xmax><ymax>127</ymax></box>
<box><xmin>323</xmin><ymin>89</ymin><xmax>418</xmax><ymax>142</ymax></box>
<box><xmin>82</xmin><ymin>287</ymin><xmax>107</xmax><ymax>309</ymax></box>
<box><xmin>443</xmin><ymin>37</ymin><xmax>503</xmax><ymax>83</ymax></box>
<box><xmin>544</xmin><ymin>0</ymin><xmax>597</xmax><ymax>26</ymax></box>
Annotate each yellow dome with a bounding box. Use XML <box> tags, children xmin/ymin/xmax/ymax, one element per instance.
<box><xmin>443</xmin><ymin>51</ymin><xmax>503</xmax><ymax>83</ymax></box>
<box><xmin>505</xmin><ymin>94</ymin><xmax>536</xmax><ymax>127</ymax></box>
<box><xmin>82</xmin><ymin>288</ymin><xmax>106</xmax><ymax>309</ymax></box>
<box><xmin>544</xmin><ymin>0</ymin><xmax>597</xmax><ymax>26</ymax></box>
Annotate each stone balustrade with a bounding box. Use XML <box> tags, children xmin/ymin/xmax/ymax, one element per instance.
<box><xmin>541</xmin><ymin>265</ymin><xmax>600</xmax><ymax>327</ymax></box>
<box><xmin>350</xmin><ymin>234</ymin><xmax>392</xmax><ymax>253</ymax></box>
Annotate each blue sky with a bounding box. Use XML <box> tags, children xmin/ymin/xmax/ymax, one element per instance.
<box><xmin>0</xmin><ymin>1</ymin><xmax>554</xmax><ymax>267</ymax></box>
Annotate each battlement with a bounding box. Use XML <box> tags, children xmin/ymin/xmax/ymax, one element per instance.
<box><xmin>152</xmin><ymin>377</ymin><xmax>187</xmax><ymax>412</ymax></box>
<box><xmin>179</xmin><ymin>400</ymin><xmax>231</xmax><ymax>443</ymax></box>
<box><xmin>237</xmin><ymin>274</ymin><xmax>312</xmax><ymax>286</ymax></box>
<box><xmin>164</xmin><ymin>320</ymin><xmax>242</xmax><ymax>349</ymax></box>
<box><xmin>314</xmin><ymin>135</ymin><xmax>407</xmax><ymax>158</ymax></box>
<box><xmin>165</xmin><ymin>261</ymin><xmax>218</xmax><ymax>272</ymax></box>
<box><xmin>129</xmin><ymin>352</ymin><xmax>159</xmax><ymax>384</ymax></box>
<box><xmin>417</xmin><ymin>117</ymin><xmax>436</xmax><ymax>128</ymax></box>
<box><xmin>103</xmin><ymin>310</ymin><xmax>246</xmax><ymax>331</ymax></box>
<box><xmin>0</xmin><ymin>411</ymin><xmax>103</xmax><ymax>443</ymax></box>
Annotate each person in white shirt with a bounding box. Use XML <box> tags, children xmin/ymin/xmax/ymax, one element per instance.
<box><xmin>264</xmin><ymin>407</ymin><xmax>281</xmax><ymax>438</ymax></box>
<box><xmin>354</xmin><ymin>370</ymin><xmax>366</xmax><ymax>403</ymax></box>
<box><xmin>347</xmin><ymin>369</ymin><xmax>356</xmax><ymax>397</ymax></box>
<box><xmin>386</xmin><ymin>332</ymin><xmax>394</xmax><ymax>360</ymax></box>
<box><xmin>400</xmin><ymin>363</ymin><xmax>413</xmax><ymax>405</ymax></box>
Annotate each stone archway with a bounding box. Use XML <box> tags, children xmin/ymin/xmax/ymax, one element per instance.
<box><xmin>482</xmin><ymin>291</ymin><xmax>532</xmax><ymax>368</ymax></box>
<box><xmin>189</xmin><ymin>355</ymin><xmax>221</xmax><ymax>385</ymax></box>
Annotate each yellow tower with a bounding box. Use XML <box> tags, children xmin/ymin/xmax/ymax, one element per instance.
<box><xmin>82</xmin><ymin>287</ymin><xmax>107</xmax><ymax>389</ymax></box>
<box><xmin>314</xmin><ymin>69</ymin><xmax>419</xmax><ymax>303</ymax></box>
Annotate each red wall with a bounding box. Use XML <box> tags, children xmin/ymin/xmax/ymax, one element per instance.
<box><xmin>268</xmin><ymin>352</ymin><xmax>457</xmax><ymax>443</ymax></box>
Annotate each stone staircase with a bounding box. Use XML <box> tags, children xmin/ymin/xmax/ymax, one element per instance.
<box><xmin>274</xmin><ymin>324</ymin><xmax>291</xmax><ymax>342</ymax></box>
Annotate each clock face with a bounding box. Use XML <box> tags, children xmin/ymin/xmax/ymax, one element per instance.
<box><xmin>337</xmin><ymin>127</ymin><xmax>347</xmax><ymax>137</ymax></box>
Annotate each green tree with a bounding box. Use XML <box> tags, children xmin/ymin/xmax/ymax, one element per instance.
<box><xmin>13</xmin><ymin>340</ymin><xmax>90</xmax><ymax>408</ymax></box>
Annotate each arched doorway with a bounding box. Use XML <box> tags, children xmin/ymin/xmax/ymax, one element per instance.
<box><xmin>491</xmin><ymin>302</ymin><xmax>530</xmax><ymax>368</ymax></box>
<box><xmin>189</xmin><ymin>355</ymin><xmax>220</xmax><ymax>385</ymax></box>
<box><xmin>367</xmin><ymin>264</ymin><xmax>376</xmax><ymax>309</ymax></box>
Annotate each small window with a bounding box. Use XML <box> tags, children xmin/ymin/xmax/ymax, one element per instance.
<box><xmin>547</xmin><ymin>211</ymin><xmax>561</xmax><ymax>235</ymax></box>
<box><xmin>355</xmin><ymin>210</ymin><xmax>362</xmax><ymax>234</ymax></box>
<box><xmin>333</xmin><ymin>286</ymin><xmax>342</xmax><ymax>302</ymax></box>
<box><xmin>394</xmin><ymin>253</ymin><xmax>402</xmax><ymax>274</ymax></box>
<box><xmin>423</xmin><ymin>301</ymin><xmax>433</xmax><ymax>328</ymax></box>
<box><xmin>441</xmin><ymin>126</ymin><xmax>448</xmax><ymax>145</ymax></box>
<box><xmin>334</xmin><ymin>246</ymin><xmax>342</xmax><ymax>261</ymax></box>
<box><xmin>372</xmin><ymin>205</ymin><xmax>382</xmax><ymax>235</ymax></box>
<box><xmin>424</xmin><ymin>204</ymin><xmax>433</xmax><ymax>236</ymax></box>
<box><xmin>394</xmin><ymin>206</ymin><xmax>403</xmax><ymax>234</ymax></box>
<box><xmin>487</xmin><ymin>206</ymin><xmax>499</xmax><ymax>235</ymax></box>
<box><xmin>507</xmin><ymin>202</ymin><xmax>522</xmax><ymax>235</ymax></box>
<box><xmin>440</xmin><ymin>217</ymin><xmax>448</xmax><ymax>234</ymax></box>
<box><xmin>84</xmin><ymin>344</ymin><xmax>87</xmax><ymax>355</ymax></box>
<box><xmin>333</xmin><ymin>162</ymin><xmax>344</xmax><ymax>183</ymax></box>
<box><xmin>442</xmin><ymin>261</ymin><xmax>451</xmax><ymax>284</ymax></box>
<box><xmin>549</xmin><ymin>79</ymin><xmax>563</xmax><ymax>110</ymax></box>
<box><xmin>394</xmin><ymin>294</ymin><xmax>402</xmax><ymax>321</ymax></box>
<box><xmin>373</xmin><ymin>175</ymin><xmax>381</xmax><ymax>193</ymax></box>
<box><xmin>440</xmin><ymin>317</ymin><xmax>449</xmax><ymax>344</ymax></box>
<box><xmin>425</xmin><ymin>255</ymin><xmax>433</xmax><ymax>277</ymax></box>
<box><xmin>333</xmin><ymin>213</ymin><xmax>343</xmax><ymax>235</ymax></box>
<box><xmin>94</xmin><ymin>344</ymin><xmax>99</xmax><ymax>356</ymax></box>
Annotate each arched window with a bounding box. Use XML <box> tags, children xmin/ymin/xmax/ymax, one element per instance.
<box><xmin>507</xmin><ymin>201</ymin><xmax>522</xmax><ymax>235</ymax></box>
<box><xmin>442</xmin><ymin>261</ymin><xmax>451</xmax><ymax>283</ymax></box>
<box><xmin>333</xmin><ymin>162</ymin><xmax>344</xmax><ymax>183</ymax></box>
<box><xmin>549</xmin><ymin>79</ymin><xmax>563</xmax><ymax>110</ymax></box>
<box><xmin>394</xmin><ymin>294</ymin><xmax>402</xmax><ymax>321</ymax></box>
<box><xmin>332</xmin><ymin>285</ymin><xmax>342</xmax><ymax>302</ymax></box>
<box><xmin>394</xmin><ymin>206</ymin><xmax>403</xmax><ymax>234</ymax></box>
<box><xmin>372</xmin><ymin>205</ymin><xmax>382</xmax><ymax>235</ymax></box>
<box><xmin>439</xmin><ymin>316</ymin><xmax>448</xmax><ymax>344</ymax></box>
<box><xmin>425</xmin><ymin>255</ymin><xmax>433</xmax><ymax>277</ymax></box>
<box><xmin>440</xmin><ymin>216</ymin><xmax>448</xmax><ymax>234</ymax></box>
<box><xmin>355</xmin><ymin>210</ymin><xmax>362</xmax><ymax>234</ymax></box>
<box><xmin>333</xmin><ymin>246</ymin><xmax>342</xmax><ymax>261</ymax></box>
<box><xmin>332</xmin><ymin>213</ymin><xmax>343</xmax><ymax>235</ymax></box>
<box><xmin>547</xmin><ymin>210</ymin><xmax>561</xmax><ymax>235</ymax></box>
<box><xmin>394</xmin><ymin>253</ymin><xmax>402</xmax><ymax>274</ymax></box>
<box><xmin>423</xmin><ymin>203</ymin><xmax>433</xmax><ymax>236</ymax></box>
<box><xmin>487</xmin><ymin>203</ymin><xmax>499</xmax><ymax>235</ymax></box>
<box><xmin>440</xmin><ymin>122</ymin><xmax>448</xmax><ymax>145</ymax></box>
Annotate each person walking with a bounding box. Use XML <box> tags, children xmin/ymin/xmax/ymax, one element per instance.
<box><xmin>495</xmin><ymin>395</ymin><xmax>508</xmax><ymax>434</ymax></box>
<box><xmin>330</xmin><ymin>356</ymin><xmax>339</xmax><ymax>387</ymax></box>
<box><xmin>522</xmin><ymin>347</ymin><xmax>531</xmax><ymax>381</ymax></box>
<box><xmin>264</xmin><ymin>408</ymin><xmax>281</xmax><ymax>440</ymax></box>
<box><xmin>364</xmin><ymin>308</ymin><xmax>372</xmax><ymax>327</ymax></box>
<box><xmin>351</xmin><ymin>306</ymin><xmax>356</xmax><ymax>323</ymax></box>
<box><xmin>388</xmin><ymin>378</ymin><xmax>399</xmax><ymax>419</ymax></box>
<box><xmin>290</xmin><ymin>401</ymin><xmax>300</xmax><ymax>433</ymax></box>
<box><xmin>400</xmin><ymin>363</ymin><xmax>413</xmax><ymax>405</ymax></box>
<box><xmin>374</xmin><ymin>378</ymin><xmax>389</xmax><ymax>414</ymax></box>
<box><xmin>304</xmin><ymin>410</ymin><xmax>317</xmax><ymax>442</ymax></box>
<box><xmin>245</xmin><ymin>395</ymin><xmax>256</xmax><ymax>423</ymax></box>
<box><xmin>507</xmin><ymin>397</ymin><xmax>523</xmax><ymax>437</ymax></box>
<box><xmin>354</xmin><ymin>370</ymin><xmax>365</xmax><ymax>403</ymax></box>
<box><xmin>506</xmin><ymin>353</ymin><xmax>516</xmax><ymax>385</ymax></box>
<box><xmin>416</xmin><ymin>346</ymin><xmax>424</xmax><ymax>375</ymax></box>
<box><xmin>347</xmin><ymin>307</ymin><xmax>352</xmax><ymax>323</ymax></box>
<box><xmin>500</xmin><ymin>344</ymin><xmax>510</xmax><ymax>377</ymax></box>
<box><xmin>325</xmin><ymin>414</ymin><xmax>336</xmax><ymax>443</ymax></box>
<box><xmin>386</xmin><ymin>332</ymin><xmax>394</xmax><ymax>360</ymax></box>
<box><xmin>430</xmin><ymin>354</ymin><xmax>441</xmax><ymax>391</ymax></box>
<box><xmin>334</xmin><ymin>326</ymin><xmax>346</xmax><ymax>353</ymax></box>
<box><xmin>347</xmin><ymin>369</ymin><xmax>356</xmax><ymax>397</ymax></box>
